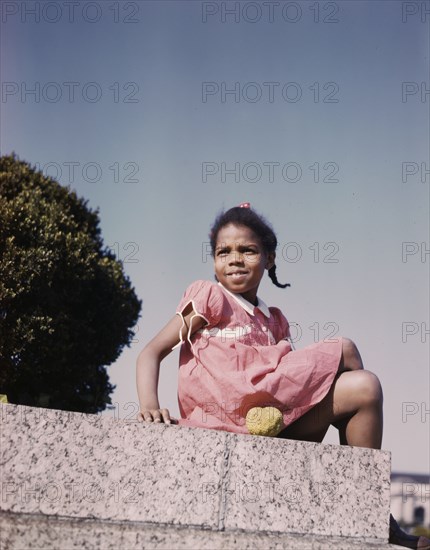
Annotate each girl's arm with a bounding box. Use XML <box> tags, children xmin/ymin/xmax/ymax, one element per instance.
<box><xmin>136</xmin><ymin>303</ymin><xmax>206</xmax><ymax>424</ymax></box>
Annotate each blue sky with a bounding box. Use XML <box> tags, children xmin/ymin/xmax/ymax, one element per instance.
<box><xmin>1</xmin><ymin>1</ymin><xmax>429</xmax><ymax>473</ymax></box>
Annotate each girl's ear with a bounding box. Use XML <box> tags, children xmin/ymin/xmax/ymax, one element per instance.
<box><xmin>266</xmin><ymin>252</ymin><xmax>276</xmax><ymax>270</ymax></box>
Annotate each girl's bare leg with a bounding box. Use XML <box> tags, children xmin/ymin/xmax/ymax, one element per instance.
<box><xmin>278</xmin><ymin>338</ymin><xmax>383</xmax><ymax>449</ymax></box>
<box><xmin>338</xmin><ymin>337</ymin><xmax>364</xmax><ymax>372</ymax></box>
<box><xmin>278</xmin><ymin>369</ymin><xmax>383</xmax><ymax>448</ymax></box>
<box><xmin>335</xmin><ymin>338</ymin><xmax>364</xmax><ymax>443</ymax></box>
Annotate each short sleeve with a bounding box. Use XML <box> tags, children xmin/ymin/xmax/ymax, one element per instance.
<box><xmin>176</xmin><ymin>280</ymin><xmax>224</xmax><ymax>327</ymax></box>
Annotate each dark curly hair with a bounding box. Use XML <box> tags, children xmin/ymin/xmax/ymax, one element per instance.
<box><xmin>209</xmin><ymin>206</ymin><xmax>290</xmax><ymax>289</ymax></box>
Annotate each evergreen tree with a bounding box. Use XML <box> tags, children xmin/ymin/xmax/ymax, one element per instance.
<box><xmin>0</xmin><ymin>154</ymin><xmax>141</xmax><ymax>412</ymax></box>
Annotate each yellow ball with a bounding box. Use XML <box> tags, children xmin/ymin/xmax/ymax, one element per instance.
<box><xmin>245</xmin><ymin>406</ymin><xmax>284</xmax><ymax>437</ymax></box>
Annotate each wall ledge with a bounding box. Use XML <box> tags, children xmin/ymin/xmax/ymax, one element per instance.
<box><xmin>1</xmin><ymin>404</ymin><xmax>392</xmax><ymax>547</ymax></box>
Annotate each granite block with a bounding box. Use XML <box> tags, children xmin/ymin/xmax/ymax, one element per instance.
<box><xmin>220</xmin><ymin>434</ymin><xmax>391</xmax><ymax>539</ymax></box>
<box><xmin>0</xmin><ymin>404</ymin><xmax>392</xmax><ymax>543</ymax></box>
<box><xmin>0</xmin><ymin>404</ymin><xmax>225</xmax><ymax>528</ymax></box>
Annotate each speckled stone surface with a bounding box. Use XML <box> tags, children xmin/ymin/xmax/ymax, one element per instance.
<box><xmin>0</xmin><ymin>404</ymin><xmax>392</xmax><ymax>545</ymax></box>
<box><xmin>222</xmin><ymin>435</ymin><xmax>392</xmax><ymax>539</ymax></box>
<box><xmin>0</xmin><ymin>404</ymin><xmax>225</xmax><ymax>528</ymax></box>
<box><xmin>0</xmin><ymin>512</ymin><xmax>396</xmax><ymax>550</ymax></box>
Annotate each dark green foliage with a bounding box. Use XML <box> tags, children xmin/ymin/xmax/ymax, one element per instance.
<box><xmin>0</xmin><ymin>153</ymin><xmax>141</xmax><ymax>412</ymax></box>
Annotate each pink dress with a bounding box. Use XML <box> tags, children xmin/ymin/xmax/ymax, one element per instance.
<box><xmin>175</xmin><ymin>280</ymin><xmax>342</xmax><ymax>435</ymax></box>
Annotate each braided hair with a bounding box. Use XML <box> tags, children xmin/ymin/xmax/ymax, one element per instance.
<box><xmin>209</xmin><ymin>205</ymin><xmax>290</xmax><ymax>289</ymax></box>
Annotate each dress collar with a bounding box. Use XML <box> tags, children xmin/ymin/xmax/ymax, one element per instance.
<box><xmin>217</xmin><ymin>282</ymin><xmax>271</xmax><ymax>318</ymax></box>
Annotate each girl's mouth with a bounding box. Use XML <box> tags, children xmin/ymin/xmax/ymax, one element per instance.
<box><xmin>228</xmin><ymin>271</ymin><xmax>248</xmax><ymax>279</ymax></box>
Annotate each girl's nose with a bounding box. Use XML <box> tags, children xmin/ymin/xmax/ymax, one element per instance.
<box><xmin>228</xmin><ymin>252</ymin><xmax>244</xmax><ymax>264</ymax></box>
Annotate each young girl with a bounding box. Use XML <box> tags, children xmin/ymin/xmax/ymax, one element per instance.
<box><xmin>136</xmin><ymin>203</ymin><xmax>429</xmax><ymax>550</ymax></box>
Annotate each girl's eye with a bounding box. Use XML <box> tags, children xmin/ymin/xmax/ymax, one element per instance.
<box><xmin>216</xmin><ymin>248</ymin><xmax>257</xmax><ymax>256</ymax></box>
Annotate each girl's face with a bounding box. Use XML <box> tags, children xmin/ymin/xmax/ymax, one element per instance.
<box><xmin>214</xmin><ymin>223</ymin><xmax>275</xmax><ymax>305</ymax></box>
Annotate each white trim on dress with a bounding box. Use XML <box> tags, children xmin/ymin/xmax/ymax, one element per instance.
<box><xmin>172</xmin><ymin>299</ymin><xmax>210</xmax><ymax>351</ymax></box>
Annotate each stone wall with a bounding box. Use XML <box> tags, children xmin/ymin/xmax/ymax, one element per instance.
<box><xmin>0</xmin><ymin>404</ymin><xmax>393</xmax><ymax>548</ymax></box>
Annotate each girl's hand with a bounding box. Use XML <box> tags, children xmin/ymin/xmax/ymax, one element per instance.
<box><xmin>137</xmin><ymin>408</ymin><xmax>177</xmax><ymax>425</ymax></box>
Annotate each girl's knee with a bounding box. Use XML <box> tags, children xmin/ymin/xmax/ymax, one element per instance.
<box><xmin>340</xmin><ymin>337</ymin><xmax>363</xmax><ymax>371</ymax></box>
<box><xmin>341</xmin><ymin>337</ymin><xmax>358</xmax><ymax>357</ymax></box>
<box><xmin>355</xmin><ymin>370</ymin><xmax>383</xmax><ymax>406</ymax></box>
